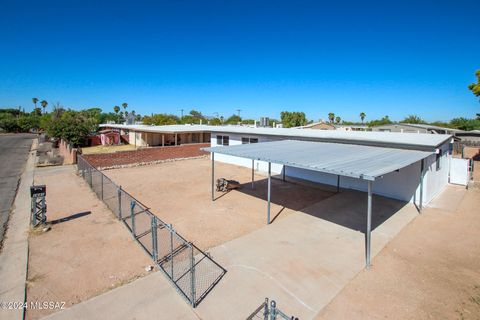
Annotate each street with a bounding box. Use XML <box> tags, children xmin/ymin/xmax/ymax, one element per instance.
<box><xmin>0</xmin><ymin>134</ymin><xmax>34</xmax><ymax>247</ymax></box>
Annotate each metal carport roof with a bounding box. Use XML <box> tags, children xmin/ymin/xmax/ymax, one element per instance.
<box><xmin>203</xmin><ymin>140</ymin><xmax>433</xmax><ymax>269</ymax></box>
<box><xmin>203</xmin><ymin>140</ymin><xmax>433</xmax><ymax>181</ymax></box>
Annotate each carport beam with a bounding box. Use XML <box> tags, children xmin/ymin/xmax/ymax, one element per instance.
<box><xmin>211</xmin><ymin>152</ymin><xmax>215</xmax><ymax>201</ymax></box>
<box><xmin>267</xmin><ymin>162</ymin><xmax>271</xmax><ymax>224</ymax></box>
<box><xmin>366</xmin><ymin>181</ymin><xmax>372</xmax><ymax>269</ymax></box>
<box><xmin>419</xmin><ymin>159</ymin><xmax>424</xmax><ymax>212</ymax></box>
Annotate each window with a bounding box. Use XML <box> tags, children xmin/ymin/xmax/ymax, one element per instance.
<box><xmin>242</xmin><ymin>137</ymin><xmax>259</xmax><ymax>144</ymax></box>
<box><xmin>436</xmin><ymin>150</ymin><xmax>442</xmax><ymax>171</ymax></box>
<box><xmin>216</xmin><ymin>135</ymin><xmax>229</xmax><ymax>146</ymax></box>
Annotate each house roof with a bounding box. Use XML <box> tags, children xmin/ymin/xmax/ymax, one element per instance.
<box><xmin>203</xmin><ymin>140</ymin><xmax>433</xmax><ymax>181</ymax></box>
<box><xmin>100</xmin><ymin>124</ymin><xmax>452</xmax><ymax>150</ymax></box>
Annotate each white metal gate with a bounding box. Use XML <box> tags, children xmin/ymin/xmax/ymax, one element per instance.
<box><xmin>450</xmin><ymin>158</ymin><xmax>470</xmax><ymax>186</ymax></box>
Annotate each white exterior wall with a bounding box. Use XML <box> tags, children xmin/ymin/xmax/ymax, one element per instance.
<box><xmin>210</xmin><ymin>132</ymin><xmax>451</xmax><ymax>206</ymax></box>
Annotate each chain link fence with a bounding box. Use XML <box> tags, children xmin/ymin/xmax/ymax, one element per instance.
<box><xmin>247</xmin><ymin>298</ymin><xmax>298</xmax><ymax>320</ymax></box>
<box><xmin>77</xmin><ymin>155</ymin><xmax>226</xmax><ymax>307</ymax></box>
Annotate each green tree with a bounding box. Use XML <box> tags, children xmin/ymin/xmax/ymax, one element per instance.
<box><xmin>468</xmin><ymin>70</ymin><xmax>480</xmax><ymax>119</ymax></box>
<box><xmin>335</xmin><ymin>116</ymin><xmax>341</xmax><ymax>124</ymax></box>
<box><xmin>360</xmin><ymin>112</ymin><xmax>366</xmax><ymax>123</ymax></box>
<box><xmin>468</xmin><ymin>70</ymin><xmax>480</xmax><ymax>98</ymax></box>
<box><xmin>181</xmin><ymin>110</ymin><xmax>205</xmax><ymax>124</ymax></box>
<box><xmin>142</xmin><ymin>113</ymin><xmax>180</xmax><ymax>125</ymax></box>
<box><xmin>328</xmin><ymin>112</ymin><xmax>335</xmax><ymax>123</ymax></box>
<box><xmin>32</xmin><ymin>97</ymin><xmax>38</xmax><ymax>110</ymax></box>
<box><xmin>402</xmin><ymin>114</ymin><xmax>426</xmax><ymax>124</ymax></box>
<box><xmin>450</xmin><ymin>117</ymin><xmax>480</xmax><ymax>131</ymax></box>
<box><xmin>225</xmin><ymin>114</ymin><xmax>242</xmax><ymax>124</ymax></box>
<box><xmin>280</xmin><ymin>111</ymin><xmax>307</xmax><ymax>128</ymax></box>
<box><xmin>40</xmin><ymin>100</ymin><xmax>48</xmax><ymax>114</ymax></box>
<box><xmin>209</xmin><ymin>117</ymin><xmax>222</xmax><ymax>125</ymax></box>
<box><xmin>368</xmin><ymin>115</ymin><xmax>393</xmax><ymax>127</ymax></box>
<box><xmin>0</xmin><ymin>112</ymin><xmax>20</xmax><ymax>132</ymax></box>
<box><xmin>45</xmin><ymin>110</ymin><xmax>95</xmax><ymax>147</ymax></box>
<box><xmin>122</xmin><ymin>102</ymin><xmax>128</xmax><ymax>111</ymax></box>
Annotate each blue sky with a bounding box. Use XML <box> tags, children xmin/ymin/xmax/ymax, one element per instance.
<box><xmin>0</xmin><ymin>0</ymin><xmax>479</xmax><ymax>122</ymax></box>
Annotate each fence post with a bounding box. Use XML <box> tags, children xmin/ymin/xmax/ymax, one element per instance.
<box><xmin>263</xmin><ymin>298</ymin><xmax>269</xmax><ymax>320</ymax></box>
<box><xmin>130</xmin><ymin>200</ymin><xmax>136</xmax><ymax>238</ymax></box>
<box><xmin>170</xmin><ymin>224</ymin><xmax>174</xmax><ymax>279</ymax></box>
<box><xmin>101</xmin><ymin>174</ymin><xmax>104</xmax><ymax>200</ymax></box>
<box><xmin>270</xmin><ymin>300</ymin><xmax>277</xmax><ymax>320</ymax></box>
<box><xmin>151</xmin><ymin>216</ymin><xmax>158</xmax><ymax>262</ymax></box>
<box><xmin>117</xmin><ymin>186</ymin><xmax>122</xmax><ymax>220</ymax></box>
<box><xmin>89</xmin><ymin>167</ymin><xmax>93</xmax><ymax>187</ymax></box>
<box><xmin>190</xmin><ymin>244</ymin><xmax>196</xmax><ymax>307</ymax></box>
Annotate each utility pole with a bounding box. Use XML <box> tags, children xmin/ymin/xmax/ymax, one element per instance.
<box><xmin>180</xmin><ymin>109</ymin><xmax>184</xmax><ymax>119</ymax></box>
<box><xmin>236</xmin><ymin>109</ymin><xmax>242</xmax><ymax>117</ymax></box>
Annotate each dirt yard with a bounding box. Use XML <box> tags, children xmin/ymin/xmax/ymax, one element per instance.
<box><xmin>82</xmin><ymin>143</ymin><xmax>209</xmax><ymax>168</ymax></box>
<box><xmin>26</xmin><ymin>166</ymin><xmax>152</xmax><ymax>320</ymax></box>
<box><xmin>315</xmin><ymin>185</ymin><xmax>480</xmax><ymax>320</ymax></box>
<box><xmin>104</xmin><ymin>158</ymin><xmax>335</xmax><ymax>250</ymax></box>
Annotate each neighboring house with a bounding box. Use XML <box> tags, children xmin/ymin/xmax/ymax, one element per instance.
<box><xmin>297</xmin><ymin>122</ymin><xmax>335</xmax><ymax>130</ymax></box>
<box><xmin>372</xmin><ymin>123</ymin><xmax>462</xmax><ymax>134</ymax></box>
<box><xmin>334</xmin><ymin>124</ymin><xmax>369</xmax><ymax>131</ymax></box>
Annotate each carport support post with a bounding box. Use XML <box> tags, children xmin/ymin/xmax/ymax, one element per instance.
<box><xmin>366</xmin><ymin>181</ymin><xmax>372</xmax><ymax>269</ymax></box>
<box><xmin>267</xmin><ymin>162</ymin><xmax>271</xmax><ymax>224</ymax></box>
<box><xmin>419</xmin><ymin>159</ymin><xmax>424</xmax><ymax>212</ymax></box>
<box><xmin>211</xmin><ymin>152</ymin><xmax>215</xmax><ymax>201</ymax></box>
<box><xmin>175</xmin><ymin>133</ymin><xmax>177</xmax><ymax>146</ymax></box>
<box><xmin>251</xmin><ymin>159</ymin><xmax>255</xmax><ymax>189</ymax></box>
<box><xmin>337</xmin><ymin>175</ymin><xmax>340</xmax><ymax>193</ymax></box>
<box><xmin>282</xmin><ymin>165</ymin><xmax>286</xmax><ymax>182</ymax></box>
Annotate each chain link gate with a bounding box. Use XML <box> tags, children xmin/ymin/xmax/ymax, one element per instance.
<box><xmin>76</xmin><ymin>155</ymin><xmax>226</xmax><ymax>307</ymax></box>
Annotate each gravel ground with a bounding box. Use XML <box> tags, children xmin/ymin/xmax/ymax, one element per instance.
<box><xmin>104</xmin><ymin>158</ymin><xmax>336</xmax><ymax>250</ymax></box>
<box><xmin>26</xmin><ymin>166</ymin><xmax>152</xmax><ymax>320</ymax></box>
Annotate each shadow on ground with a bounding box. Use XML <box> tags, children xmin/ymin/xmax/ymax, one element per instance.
<box><xmin>233</xmin><ymin>177</ymin><xmax>408</xmax><ymax>233</ymax></box>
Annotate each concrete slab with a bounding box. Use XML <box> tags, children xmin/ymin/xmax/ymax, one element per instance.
<box><xmin>43</xmin><ymin>272</ymin><xmax>198</xmax><ymax>320</ymax></box>
<box><xmin>195</xmin><ymin>190</ymin><xmax>418</xmax><ymax>319</ymax></box>
<box><xmin>0</xmin><ymin>139</ymin><xmax>36</xmax><ymax>320</ymax></box>
<box><xmin>427</xmin><ymin>184</ymin><xmax>467</xmax><ymax>213</ymax></box>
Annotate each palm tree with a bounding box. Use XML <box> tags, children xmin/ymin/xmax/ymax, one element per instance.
<box><xmin>328</xmin><ymin>112</ymin><xmax>335</xmax><ymax>123</ymax></box>
<box><xmin>360</xmin><ymin>112</ymin><xmax>366</xmax><ymax>123</ymax></box>
<box><xmin>335</xmin><ymin>116</ymin><xmax>341</xmax><ymax>124</ymax></box>
<box><xmin>40</xmin><ymin>100</ymin><xmax>48</xmax><ymax>114</ymax></box>
<box><xmin>113</xmin><ymin>106</ymin><xmax>120</xmax><ymax>123</ymax></box>
<box><xmin>122</xmin><ymin>102</ymin><xmax>128</xmax><ymax>111</ymax></box>
<box><xmin>32</xmin><ymin>98</ymin><xmax>38</xmax><ymax>110</ymax></box>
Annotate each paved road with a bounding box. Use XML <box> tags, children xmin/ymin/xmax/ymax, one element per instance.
<box><xmin>0</xmin><ymin>134</ymin><xmax>34</xmax><ymax>247</ymax></box>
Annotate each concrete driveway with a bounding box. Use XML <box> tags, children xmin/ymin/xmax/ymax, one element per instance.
<box><xmin>195</xmin><ymin>189</ymin><xmax>418</xmax><ymax>319</ymax></box>
<box><xmin>0</xmin><ymin>133</ymin><xmax>34</xmax><ymax>247</ymax></box>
